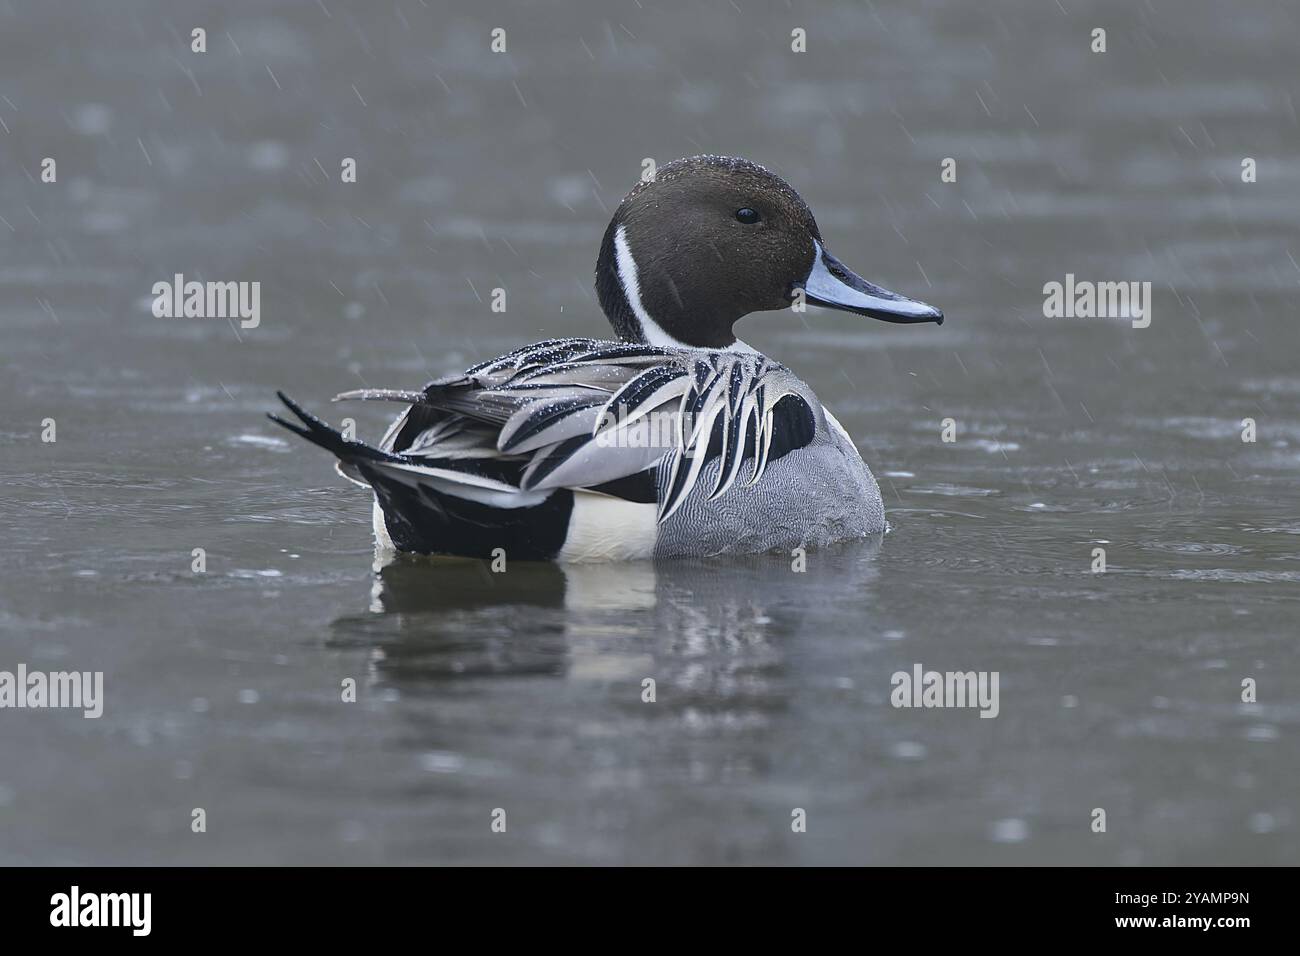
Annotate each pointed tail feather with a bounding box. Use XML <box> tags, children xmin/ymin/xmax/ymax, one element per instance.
<box><xmin>270</xmin><ymin>392</ymin><xmax>571</xmax><ymax>558</ymax></box>
<box><xmin>331</xmin><ymin>388</ymin><xmax>429</xmax><ymax>404</ymax></box>
<box><xmin>267</xmin><ymin>391</ymin><xmax>397</xmax><ymax>465</ymax></box>
<box><xmin>269</xmin><ymin>391</ymin><xmax>544</xmax><ymax>503</ymax></box>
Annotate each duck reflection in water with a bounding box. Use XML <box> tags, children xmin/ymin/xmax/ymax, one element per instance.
<box><xmin>329</xmin><ymin>536</ymin><xmax>883</xmax><ymax>697</ymax></box>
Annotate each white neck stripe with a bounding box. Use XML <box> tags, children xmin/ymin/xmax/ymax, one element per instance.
<box><xmin>613</xmin><ymin>224</ymin><xmax>685</xmax><ymax>348</ymax></box>
<box><xmin>612</xmin><ymin>223</ymin><xmax>756</xmax><ymax>354</ymax></box>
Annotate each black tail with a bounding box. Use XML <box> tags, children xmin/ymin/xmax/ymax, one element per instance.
<box><xmin>270</xmin><ymin>391</ymin><xmax>573</xmax><ymax>559</ymax></box>
<box><xmin>268</xmin><ymin>391</ymin><xmax>397</xmax><ymax>465</ymax></box>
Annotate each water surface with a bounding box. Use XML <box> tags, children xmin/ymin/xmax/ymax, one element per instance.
<box><xmin>1</xmin><ymin>0</ymin><xmax>1297</xmax><ymax>864</ymax></box>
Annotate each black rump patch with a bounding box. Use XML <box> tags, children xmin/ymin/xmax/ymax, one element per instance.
<box><xmin>363</xmin><ymin>464</ymin><xmax>575</xmax><ymax>560</ymax></box>
<box><xmin>587</xmin><ymin>470</ymin><xmax>658</xmax><ymax>503</ymax></box>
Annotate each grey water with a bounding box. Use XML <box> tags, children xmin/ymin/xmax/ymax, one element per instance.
<box><xmin>1</xmin><ymin>0</ymin><xmax>1297</xmax><ymax>865</ymax></box>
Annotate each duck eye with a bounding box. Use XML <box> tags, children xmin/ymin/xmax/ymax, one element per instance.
<box><xmin>735</xmin><ymin>207</ymin><xmax>761</xmax><ymax>224</ymax></box>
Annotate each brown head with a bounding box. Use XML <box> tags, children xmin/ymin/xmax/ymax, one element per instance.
<box><xmin>595</xmin><ymin>155</ymin><xmax>942</xmax><ymax>350</ymax></box>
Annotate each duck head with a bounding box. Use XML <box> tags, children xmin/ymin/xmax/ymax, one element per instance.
<box><xmin>595</xmin><ymin>155</ymin><xmax>943</xmax><ymax>350</ymax></box>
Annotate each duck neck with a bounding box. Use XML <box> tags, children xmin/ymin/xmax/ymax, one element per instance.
<box><xmin>595</xmin><ymin>219</ymin><xmax>743</xmax><ymax>350</ymax></box>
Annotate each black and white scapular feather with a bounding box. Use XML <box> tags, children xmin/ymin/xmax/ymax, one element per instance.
<box><xmin>269</xmin><ymin>339</ymin><xmax>839</xmax><ymax>561</ymax></box>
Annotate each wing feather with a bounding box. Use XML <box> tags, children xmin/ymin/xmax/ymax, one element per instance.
<box><xmin>499</xmin><ymin>395</ymin><xmax>609</xmax><ymax>454</ymax></box>
<box><xmin>299</xmin><ymin>338</ymin><xmax>822</xmax><ymax>523</ymax></box>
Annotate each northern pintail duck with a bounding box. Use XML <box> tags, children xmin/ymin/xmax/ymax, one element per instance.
<box><xmin>271</xmin><ymin>155</ymin><xmax>942</xmax><ymax>561</ymax></box>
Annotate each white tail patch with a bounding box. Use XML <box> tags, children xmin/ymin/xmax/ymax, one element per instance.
<box><xmin>558</xmin><ymin>490</ymin><xmax>658</xmax><ymax>561</ymax></box>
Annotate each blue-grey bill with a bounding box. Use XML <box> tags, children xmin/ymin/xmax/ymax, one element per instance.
<box><xmin>801</xmin><ymin>240</ymin><xmax>944</xmax><ymax>325</ymax></box>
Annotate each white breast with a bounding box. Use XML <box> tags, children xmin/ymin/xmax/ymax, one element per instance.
<box><xmin>821</xmin><ymin>407</ymin><xmax>856</xmax><ymax>448</ymax></box>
